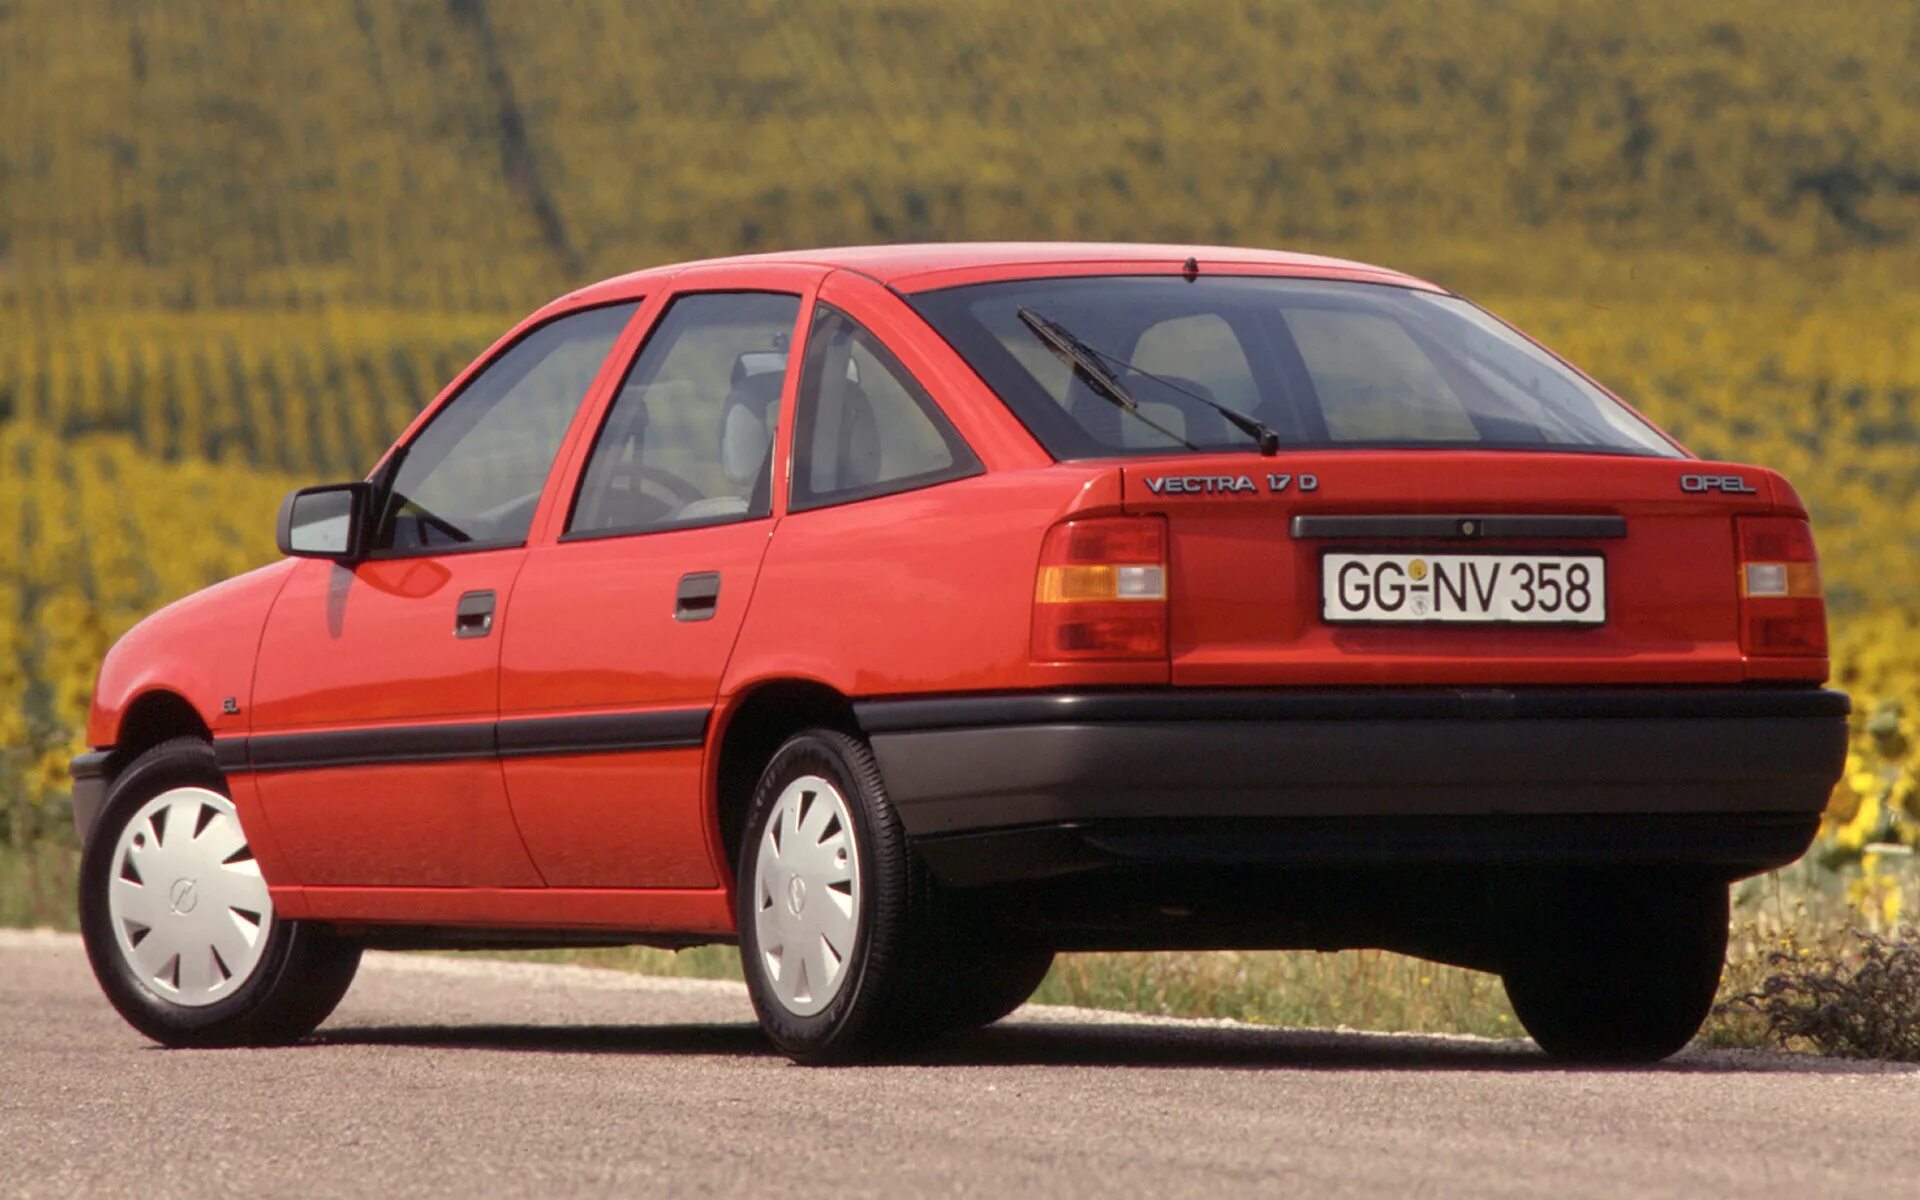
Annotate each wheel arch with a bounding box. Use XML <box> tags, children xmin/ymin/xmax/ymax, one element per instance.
<box><xmin>73</xmin><ymin>692</ymin><xmax>219</xmax><ymax>848</ymax></box>
<box><xmin>111</xmin><ymin>689</ymin><xmax>215</xmax><ymax>770</ymax></box>
<box><xmin>709</xmin><ymin>678</ymin><xmax>862</xmax><ymax>880</ymax></box>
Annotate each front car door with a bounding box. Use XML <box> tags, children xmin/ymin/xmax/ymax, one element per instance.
<box><xmin>499</xmin><ymin>278</ymin><xmax>810</xmax><ymax>893</ymax></box>
<box><xmin>248</xmin><ymin>301</ymin><xmax>639</xmax><ymax>895</ymax></box>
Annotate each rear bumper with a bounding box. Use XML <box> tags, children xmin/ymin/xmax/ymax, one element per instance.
<box><xmin>857</xmin><ymin>687</ymin><xmax>1848</xmax><ymax>885</ymax></box>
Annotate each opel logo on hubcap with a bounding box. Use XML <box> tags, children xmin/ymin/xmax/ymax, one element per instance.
<box><xmin>787</xmin><ymin>875</ymin><xmax>807</xmax><ymax>915</ymax></box>
<box><xmin>168</xmin><ymin>878</ymin><xmax>199</xmax><ymax>915</ymax></box>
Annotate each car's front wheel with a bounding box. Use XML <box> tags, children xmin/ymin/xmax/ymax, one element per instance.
<box><xmin>79</xmin><ymin>737</ymin><xmax>361</xmax><ymax>1047</ymax></box>
<box><xmin>1499</xmin><ymin>871</ymin><xmax>1729</xmax><ymax>1063</ymax></box>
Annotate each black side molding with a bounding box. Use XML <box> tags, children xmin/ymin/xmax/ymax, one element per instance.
<box><xmin>1290</xmin><ymin>514</ymin><xmax>1628</xmax><ymax>541</ymax></box>
<box><xmin>210</xmin><ymin>707</ymin><xmax>712</xmax><ymax>775</ymax></box>
<box><xmin>497</xmin><ymin>709</ymin><xmax>708</xmax><ymax>757</ymax></box>
<box><xmin>249</xmin><ymin>723</ymin><xmax>497</xmax><ymax>772</ymax></box>
<box><xmin>213</xmin><ymin>738</ymin><xmax>250</xmax><ymax>773</ymax></box>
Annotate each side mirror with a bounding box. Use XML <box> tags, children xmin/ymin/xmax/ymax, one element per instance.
<box><xmin>277</xmin><ymin>482</ymin><xmax>372</xmax><ymax>560</ymax></box>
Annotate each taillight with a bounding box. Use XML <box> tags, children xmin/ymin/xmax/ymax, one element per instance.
<box><xmin>1032</xmin><ymin>517</ymin><xmax>1168</xmax><ymax>661</ymax></box>
<box><xmin>1736</xmin><ymin>515</ymin><xmax>1826</xmax><ymax>656</ymax></box>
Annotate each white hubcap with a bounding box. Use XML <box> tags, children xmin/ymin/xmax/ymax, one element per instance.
<box><xmin>752</xmin><ymin>774</ymin><xmax>861</xmax><ymax>1017</ymax></box>
<box><xmin>107</xmin><ymin>786</ymin><xmax>273</xmax><ymax>1007</ymax></box>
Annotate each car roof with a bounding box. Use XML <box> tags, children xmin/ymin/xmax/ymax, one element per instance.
<box><xmin>565</xmin><ymin>242</ymin><xmax>1441</xmax><ymax>304</ymax></box>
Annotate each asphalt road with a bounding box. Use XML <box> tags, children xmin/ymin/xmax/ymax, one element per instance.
<box><xmin>2</xmin><ymin>929</ymin><xmax>1916</xmax><ymax>1198</ymax></box>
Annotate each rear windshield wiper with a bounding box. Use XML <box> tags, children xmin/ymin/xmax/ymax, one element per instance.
<box><xmin>1017</xmin><ymin>307</ymin><xmax>1281</xmax><ymax>456</ymax></box>
<box><xmin>1017</xmin><ymin>307</ymin><xmax>1195</xmax><ymax>451</ymax></box>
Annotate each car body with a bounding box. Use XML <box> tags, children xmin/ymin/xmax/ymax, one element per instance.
<box><xmin>72</xmin><ymin>243</ymin><xmax>1849</xmax><ymax>1061</ymax></box>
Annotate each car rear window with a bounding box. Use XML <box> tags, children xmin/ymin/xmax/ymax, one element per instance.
<box><xmin>909</xmin><ymin>275</ymin><xmax>1680</xmax><ymax>459</ymax></box>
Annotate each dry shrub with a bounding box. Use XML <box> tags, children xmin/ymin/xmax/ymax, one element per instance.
<box><xmin>1716</xmin><ymin>929</ymin><xmax>1920</xmax><ymax>1061</ymax></box>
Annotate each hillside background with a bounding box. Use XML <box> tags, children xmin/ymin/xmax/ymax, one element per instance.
<box><xmin>2</xmin><ymin>1</ymin><xmax>1917</xmax><ymax>922</ymax></box>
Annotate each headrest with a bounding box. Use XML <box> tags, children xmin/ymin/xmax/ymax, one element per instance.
<box><xmin>720</xmin><ymin>370</ymin><xmax>784</xmax><ymax>485</ymax></box>
<box><xmin>731</xmin><ymin>351</ymin><xmax>788</xmax><ymax>386</ymax></box>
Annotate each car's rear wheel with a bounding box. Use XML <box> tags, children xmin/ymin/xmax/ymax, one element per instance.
<box><xmin>929</xmin><ymin>938</ymin><xmax>1055</xmax><ymax>1033</ymax></box>
<box><xmin>1499</xmin><ymin>871</ymin><xmax>1729</xmax><ymax>1063</ymax></box>
<box><xmin>737</xmin><ymin>728</ymin><xmax>957</xmax><ymax>1063</ymax></box>
<box><xmin>79</xmin><ymin>737</ymin><xmax>361</xmax><ymax>1047</ymax></box>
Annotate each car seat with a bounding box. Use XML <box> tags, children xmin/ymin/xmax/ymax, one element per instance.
<box><xmin>674</xmin><ymin>367</ymin><xmax>784</xmax><ymax>521</ymax></box>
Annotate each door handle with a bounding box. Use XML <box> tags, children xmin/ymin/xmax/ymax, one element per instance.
<box><xmin>455</xmin><ymin>589</ymin><xmax>496</xmax><ymax>639</ymax></box>
<box><xmin>675</xmin><ymin>572</ymin><xmax>720</xmax><ymax>622</ymax></box>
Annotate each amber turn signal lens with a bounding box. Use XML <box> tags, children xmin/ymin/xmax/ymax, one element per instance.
<box><xmin>1034</xmin><ymin>564</ymin><xmax>1166</xmax><ymax>603</ymax></box>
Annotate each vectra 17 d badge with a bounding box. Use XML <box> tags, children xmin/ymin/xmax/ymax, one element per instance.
<box><xmin>1142</xmin><ymin>472</ymin><xmax>1318</xmax><ymax>495</ymax></box>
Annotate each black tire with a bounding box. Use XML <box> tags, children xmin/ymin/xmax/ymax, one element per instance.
<box><xmin>78</xmin><ymin>737</ymin><xmax>362</xmax><ymax>1048</ymax></box>
<box><xmin>736</xmin><ymin>728</ymin><xmax>946</xmax><ymax>1063</ymax></box>
<box><xmin>930</xmin><ymin>939</ymin><xmax>1055</xmax><ymax>1033</ymax></box>
<box><xmin>1498</xmin><ymin>871</ymin><xmax>1729</xmax><ymax>1063</ymax></box>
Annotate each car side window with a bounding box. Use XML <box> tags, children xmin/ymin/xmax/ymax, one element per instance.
<box><xmin>791</xmin><ymin>305</ymin><xmax>980</xmax><ymax>511</ymax></box>
<box><xmin>568</xmin><ymin>292</ymin><xmax>801</xmax><ymax>538</ymax></box>
<box><xmin>373</xmin><ymin>302</ymin><xmax>637</xmax><ymax>553</ymax></box>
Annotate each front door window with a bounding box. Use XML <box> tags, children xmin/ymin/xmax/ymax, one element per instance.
<box><xmin>375</xmin><ymin>302</ymin><xmax>636</xmax><ymax>553</ymax></box>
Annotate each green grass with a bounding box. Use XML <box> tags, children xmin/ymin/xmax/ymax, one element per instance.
<box><xmin>0</xmin><ymin>842</ymin><xmax>77</xmax><ymax>932</ymax></box>
<box><xmin>1033</xmin><ymin>949</ymin><xmax>1519</xmax><ymax>1036</ymax></box>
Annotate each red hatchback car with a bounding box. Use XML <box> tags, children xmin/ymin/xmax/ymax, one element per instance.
<box><xmin>73</xmin><ymin>244</ymin><xmax>1847</xmax><ymax>1062</ymax></box>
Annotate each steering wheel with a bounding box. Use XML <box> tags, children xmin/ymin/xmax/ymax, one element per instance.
<box><xmin>629</xmin><ymin>464</ymin><xmax>706</xmax><ymax>506</ymax></box>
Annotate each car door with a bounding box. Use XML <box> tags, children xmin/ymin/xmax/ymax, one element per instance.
<box><xmin>249</xmin><ymin>301</ymin><xmax>640</xmax><ymax>890</ymax></box>
<box><xmin>498</xmin><ymin>284</ymin><xmax>807</xmax><ymax>889</ymax></box>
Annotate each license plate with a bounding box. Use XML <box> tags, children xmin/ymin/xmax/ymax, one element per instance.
<box><xmin>1322</xmin><ymin>553</ymin><xmax>1606</xmax><ymax>625</ymax></box>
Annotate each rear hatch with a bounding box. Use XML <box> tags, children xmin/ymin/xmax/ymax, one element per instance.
<box><xmin>1121</xmin><ymin>450</ymin><xmax>1782</xmax><ymax>687</ymax></box>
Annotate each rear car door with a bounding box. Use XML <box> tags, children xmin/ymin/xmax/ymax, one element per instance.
<box><xmin>498</xmin><ymin>283</ymin><xmax>807</xmax><ymax>888</ymax></box>
<box><xmin>249</xmin><ymin>302</ymin><xmax>638</xmax><ymax>888</ymax></box>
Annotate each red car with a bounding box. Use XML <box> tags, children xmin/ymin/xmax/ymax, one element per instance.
<box><xmin>72</xmin><ymin>244</ymin><xmax>1846</xmax><ymax>1062</ymax></box>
